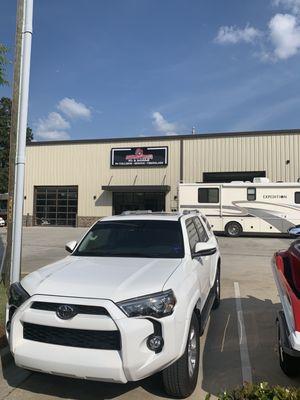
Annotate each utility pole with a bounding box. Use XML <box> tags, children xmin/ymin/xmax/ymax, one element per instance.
<box><xmin>1</xmin><ymin>0</ymin><xmax>33</xmax><ymax>288</ymax></box>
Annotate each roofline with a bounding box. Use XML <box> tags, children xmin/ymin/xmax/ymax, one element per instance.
<box><xmin>179</xmin><ymin>182</ymin><xmax>300</xmax><ymax>186</ymax></box>
<box><xmin>27</xmin><ymin>128</ymin><xmax>300</xmax><ymax>147</ymax></box>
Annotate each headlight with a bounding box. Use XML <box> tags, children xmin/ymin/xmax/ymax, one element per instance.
<box><xmin>9</xmin><ymin>283</ymin><xmax>30</xmax><ymax>308</ymax></box>
<box><xmin>117</xmin><ymin>290</ymin><xmax>176</xmax><ymax>318</ymax></box>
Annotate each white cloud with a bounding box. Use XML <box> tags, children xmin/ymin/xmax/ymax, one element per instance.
<box><xmin>36</xmin><ymin>130</ymin><xmax>70</xmax><ymax>140</ymax></box>
<box><xmin>269</xmin><ymin>13</ymin><xmax>300</xmax><ymax>59</ymax></box>
<box><xmin>215</xmin><ymin>25</ymin><xmax>261</xmax><ymax>44</ymax></box>
<box><xmin>152</xmin><ymin>112</ymin><xmax>178</xmax><ymax>135</ymax></box>
<box><xmin>273</xmin><ymin>0</ymin><xmax>300</xmax><ymax>14</ymax></box>
<box><xmin>35</xmin><ymin>98</ymin><xmax>92</xmax><ymax>140</ymax></box>
<box><xmin>57</xmin><ymin>97</ymin><xmax>91</xmax><ymax>119</ymax></box>
<box><xmin>35</xmin><ymin>112</ymin><xmax>71</xmax><ymax>140</ymax></box>
<box><xmin>215</xmin><ymin>11</ymin><xmax>300</xmax><ymax>61</ymax></box>
<box><xmin>36</xmin><ymin>112</ymin><xmax>70</xmax><ymax>132</ymax></box>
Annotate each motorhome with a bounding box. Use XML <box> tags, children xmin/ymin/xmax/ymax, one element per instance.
<box><xmin>178</xmin><ymin>178</ymin><xmax>300</xmax><ymax>236</ymax></box>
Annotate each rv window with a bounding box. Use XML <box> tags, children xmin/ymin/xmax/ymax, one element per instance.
<box><xmin>198</xmin><ymin>188</ymin><xmax>219</xmax><ymax>203</ymax></box>
<box><xmin>295</xmin><ymin>192</ymin><xmax>300</xmax><ymax>204</ymax></box>
<box><xmin>247</xmin><ymin>188</ymin><xmax>256</xmax><ymax>201</ymax></box>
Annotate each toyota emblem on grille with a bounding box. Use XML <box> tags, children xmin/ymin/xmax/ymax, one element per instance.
<box><xmin>56</xmin><ymin>305</ymin><xmax>77</xmax><ymax>320</ymax></box>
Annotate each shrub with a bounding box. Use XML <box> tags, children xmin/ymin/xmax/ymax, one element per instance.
<box><xmin>205</xmin><ymin>382</ymin><xmax>300</xmax><ymax>400</ymax></box>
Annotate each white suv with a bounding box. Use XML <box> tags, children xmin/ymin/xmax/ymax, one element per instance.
<box><xmin>6</xmin><ymin>211</ymin><xmax>221</xmax><ymax>398</ymax></box>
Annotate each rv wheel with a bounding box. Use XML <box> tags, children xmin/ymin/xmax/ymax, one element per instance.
<box><xmin>225</xmin><ymin>221</ymin><xmax>242</xmax><ymax>237</ymax></box>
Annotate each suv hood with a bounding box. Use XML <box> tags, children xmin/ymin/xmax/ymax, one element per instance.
<box><xmin>21</xmin><ymin>256</ymin><xmax>182</xmax><ymax>302</ymax></box>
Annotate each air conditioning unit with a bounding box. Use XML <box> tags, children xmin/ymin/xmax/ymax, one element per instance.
<box><xmin>253</xmin><ymin>177</ymin><xmax>270</xmax><ymax>183</ymax></box>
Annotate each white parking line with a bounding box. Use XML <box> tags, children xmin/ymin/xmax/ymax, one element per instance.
<box><xmin>234</xmin><ymin>282</ymin><xmax>253</xmax><ymax>384</ymax></box>
<box><xmin>221</xmin><ymin>313</ymin><xmax>230</xmax><ymax>352</ymax></box>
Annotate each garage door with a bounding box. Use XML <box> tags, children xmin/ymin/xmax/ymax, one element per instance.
<box><xmin>34</xmin><ymin>186</ymin><xmax>78</xmax><ymax>226</ymax></box>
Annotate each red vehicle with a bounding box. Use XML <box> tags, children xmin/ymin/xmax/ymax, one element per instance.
<box><xmin>273</xmin><ymin>226</ymin><xmax>300</xmax><ymax>376</ymax></box>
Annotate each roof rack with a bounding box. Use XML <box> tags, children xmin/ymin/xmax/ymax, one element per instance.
<box><xmin>182</xmin><ymin>209</ymin><xmax>200</xmax><ymax>215</ymax></box>
<box><xmin>121</xmin><ymin>210</ymin><xmax>153</xmax><ymax>215</ymax></box>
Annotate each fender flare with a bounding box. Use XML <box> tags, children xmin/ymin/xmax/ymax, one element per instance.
<box><xmin>211</xmin><ymin>257</ymin><xmax>221</xmax><ymax>287</ymax></box>
<box><xmin>178</xmin><ymin>289</ymin><xmax>201</xmax><ymax>356</ymax></box>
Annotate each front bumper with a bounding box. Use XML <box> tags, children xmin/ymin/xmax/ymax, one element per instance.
<box><xmin>7</xmin><ymin>294</ymin><xmax>183</xmax><ymax>383</ymax></box>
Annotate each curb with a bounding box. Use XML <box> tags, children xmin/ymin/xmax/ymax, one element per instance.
<box><xmin>0</xmin><ymin>346</ymin><xmax>13</xmax><ymax>369</ymax></box>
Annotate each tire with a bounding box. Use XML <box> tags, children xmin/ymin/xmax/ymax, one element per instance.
<box><xmin>162</xmin><ymin>312</ymin><xmax>200</xmax><ymax>398</ymax></box>
<box><xmin>225</xmin><ymin>221</ymin><xmax>242</xmax><ymax>237</ymax></box>
<box><xmin>212</xmin><ymin>267</ymin><xmax>221</xmax><ymax>310</ymax></box>
<box><xmin>277</xmin><ymin>322</ymin><xmax>299</xmax><ymax>377</ymax></box>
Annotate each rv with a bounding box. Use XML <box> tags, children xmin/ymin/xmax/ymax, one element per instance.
<box><xmin>178</xmin><ymin>178</ymin><xmax>300</xmax><ymax>236</ymax></box>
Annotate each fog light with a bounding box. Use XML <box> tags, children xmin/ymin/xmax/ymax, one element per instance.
<box><xmin>147</xmin><ymin>335</ymin><xmax>164</xmax><ymax>353</ymax></box>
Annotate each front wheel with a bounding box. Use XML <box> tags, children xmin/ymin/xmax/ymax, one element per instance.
<box><xmin>162</xmin><ymin>313</ymin><xmax>200</xmax><ymax>398</ymax></box>
<box><xmin>277</xmin><ymin>322</ymin><xmax>299</xmax><ymax>377</ymax></box>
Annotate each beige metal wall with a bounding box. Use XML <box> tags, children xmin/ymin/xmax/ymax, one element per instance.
<box><xmin>183</xmin><ymin>132</ymin><xmax>300</xmax><ymax>183</ymax></box>
<box><xmin>24</xmin><ymin>131</ymin><xmax>300</xmax><ymax>221</ymax></box>
<box><xmin>24</xmin><ymin>139</ymin><xmax>181</xmax><ymax>218</ymax></box>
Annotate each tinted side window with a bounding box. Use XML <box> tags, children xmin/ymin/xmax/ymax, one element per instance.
<box><xmin>186</xmin><ymin>219</ymin><xmax>199</xmax><ymax>252</ymax></box>
<box><xmin>202</xmin><ymin>215</ymin><xmax>212</xmax><ymax>232</ymax></box>
<box><xmin>198</xmin><ymin>188</ymin><xmax>219</xmax><ymax>203</ymax></box>
<box><xmin>247</xmin><ymin>187</ymin><xmax>256</xmax><ymax>201</ymax></box>
<box><xmin>194</xmin><ymin>217</ymin><xmax>209</xmax><ymax>242</ymax></box>
<box><xmin>295</xmin><ymin>192</ymin><xmax>300</xmax><ymax>204</ymax></box>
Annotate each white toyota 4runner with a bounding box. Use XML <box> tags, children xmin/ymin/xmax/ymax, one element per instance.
<box><xmin>6</xmin><ymin>211</ymin><xmax>221</xmax><ymax>398</ymax></box>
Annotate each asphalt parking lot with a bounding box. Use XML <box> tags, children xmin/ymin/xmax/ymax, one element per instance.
<box><xmin>0</xmin><ymin>227</ymin><xmax>300</xmax><ymax>399</ymax></box>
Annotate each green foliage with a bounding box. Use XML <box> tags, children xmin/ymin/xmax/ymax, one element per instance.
<box><xmin>0</xmin><ymin>97</ymin><xmax>33</xmax><ymax>193</ymax></box>
<box><xmin>0</xmin><ymin>44</ymin><xmax>9</xmax><ymax>86</ymax></box>
<box><xmin>205</xmin><ymin>383</ymin><xmax>300</xmax><ymax>400</ymax></box>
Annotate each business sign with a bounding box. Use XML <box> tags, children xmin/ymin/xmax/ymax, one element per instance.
<box><xmin>111</xmin><ymin>147</ymin><xmax>168</xmax><ymax>167</ymax></box>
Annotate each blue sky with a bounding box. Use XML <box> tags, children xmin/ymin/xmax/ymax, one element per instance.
<box><xmin>1</xmin><ymin>0</ymin><xmax>300</xmax><ymax>140</ymax></box>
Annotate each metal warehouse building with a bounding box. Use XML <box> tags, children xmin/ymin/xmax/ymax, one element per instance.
<box><xmin>23</xmin><ymin>129</ymin><xmax>300</xmax><ymax>227</ymax></box>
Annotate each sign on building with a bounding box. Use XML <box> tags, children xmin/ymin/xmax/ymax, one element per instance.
<box><xmin>111</xmin><ymin>147</ymin><xmax>168</xmax><ymax>167</ymax></box>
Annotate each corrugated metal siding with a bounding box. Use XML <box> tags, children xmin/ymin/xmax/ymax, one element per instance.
<box><xmin>24</xmin><ymin>139</ymin><xmax>181</xmax><ymax>217</ymax></box>
<box><xmin>183</xmin><ymin>133</ymin><xmax>300</xmax><ymax>183</ymax></box>
<box><xmin>24</xmin><ymin>132</ymin><xmax>300</xmax><ymax>218</ymax></box>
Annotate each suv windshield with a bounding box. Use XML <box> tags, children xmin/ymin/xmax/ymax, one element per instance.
<box><xmin>73</xmin><ymin>220</ymin><xmax>184</xmax><ymax>258</ymax></box>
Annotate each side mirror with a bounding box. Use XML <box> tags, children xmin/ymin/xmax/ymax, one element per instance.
<box><xmin>65</xmin><ymin>240</ymin><xmax>77</xmax><ymax>253</ymax></box>
<box><xmin>193</xmin><ymin>242</ymin><xmax>217</xmax><ymax>257</ymax></box>
<box><xmin>288</xmin><ymin>226</ymin><xmax>300</xmax><ymax>237</ymax></box>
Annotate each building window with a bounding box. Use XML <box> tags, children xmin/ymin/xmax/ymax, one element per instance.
<box><xmin>203</xmin><ymin>171</ymin><xmax>266</xmax><ymax>183</ymax></box>
<box><xmin>247</xmin><ymin>188</ymin><xmax>256</xmax><ymax>201</ymax></box>
<box><xmin>295</xmin><ymin>192</ymin><xmax>300</xmax><ymax>204</ymax></box>
<box><xmin>198</xmin><ymin>188</ymin><xmax>219</xmax><ymax>203</ymax></box>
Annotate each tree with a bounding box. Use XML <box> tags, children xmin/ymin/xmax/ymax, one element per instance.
<box><xmin>0</xmin><ymin>44</ymin><xmax>9</xmax><ymax>86</ymax></box>
<box><xmin>0</xmin><ymin>97</ymin><xmax>33</xmax><ymax>193</ymax></box>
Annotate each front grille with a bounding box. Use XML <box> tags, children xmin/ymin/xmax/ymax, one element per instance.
<box><xmin>31</xmin><ymin>302</ymin><xmax>109</xmax><ymax>316</ymax></box>
<box><xmin>23</xmin><ymin>322</ymin><xmax>121</xmax><ymax>350</ymax></box>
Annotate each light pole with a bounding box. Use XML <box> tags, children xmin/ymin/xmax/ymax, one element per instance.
<box><xmin>1</xmin><ymin>0</ymin><xmax>33</xmax><ymax>287</ymax></box>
